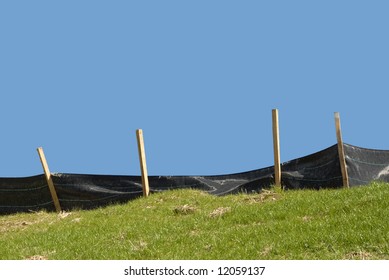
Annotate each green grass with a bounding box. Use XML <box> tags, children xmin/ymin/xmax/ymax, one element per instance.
<box><xmin>1</xmin><ymin>182</ymin><xmax>389</xmax><ymax>260</ymax></box>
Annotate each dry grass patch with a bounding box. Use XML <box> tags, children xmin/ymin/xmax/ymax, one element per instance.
<box><xmin>344</xmin><ymin>250</ymin><xmax>379</xmax><ymax>260</ymax></box>
<box><xmin>173</xmin><ymin>205</ymin><xmax>197</xmax><ymax>215</ymax></box>
<box><xmin>26</xmin><ymin>255</ymin><xmax>49</xmax><ymax>260</ymax></box>
<box><xmin>209</xmin><ymin>207</ymin><xmax>231</xmax><ymax>218</ymax></box>
<box><xmin>130</xmin><ymin>240</ymin><xmax>148</xmax><ymax>251</ymax></box>
<box><xmin>243</xmin><ymin>190</ymin><xmax>281</xmax><ymax>204</ymax></box>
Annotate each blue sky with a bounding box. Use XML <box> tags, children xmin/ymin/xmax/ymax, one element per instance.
<box><xmin>1</xmin><ymin>1</ymin><xmax>388</xmax><ymax>177</ymax></box>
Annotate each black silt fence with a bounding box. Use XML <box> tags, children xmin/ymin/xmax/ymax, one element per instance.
<box><xmin>1</xmin><ymin>143</ymin><xmax>389</xmax><ymax>214</ymax></box>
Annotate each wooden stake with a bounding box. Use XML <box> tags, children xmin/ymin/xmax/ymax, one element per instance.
<box><xmin>136</xmin><ymin>129</ymin><xmax>150</xmax><ymax>197</ymax></box>
<box><xmin>37</xmin><ymin>147</ymin><xmax>62</xmax><ymax>213</ymax></box>
<box><xmin>272</xmin><ymin>109</ymin><xmax>281</xmax><ymax>187</ymax></box>
<box><xmin>334</xmin><ymin>112</ymin><xmax>349</xmax><ymax>188</ymax></box>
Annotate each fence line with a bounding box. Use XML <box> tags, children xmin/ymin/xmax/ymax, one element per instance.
<box><xmin>0</xmin><ymin>110</ymin><xmax>388</xmax><ymax>215</ymax></box>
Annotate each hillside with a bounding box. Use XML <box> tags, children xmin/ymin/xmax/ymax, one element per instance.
<box><xmin>1</xmin><ymin>182</ymin><xmax>388</xmax><ymax>260</ymax></box>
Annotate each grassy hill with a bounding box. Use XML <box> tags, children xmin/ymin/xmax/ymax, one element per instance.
<box><xmin>1</xmin><ymin>182</ymin><xmax>389</xmax><ymax>260</ymax></box>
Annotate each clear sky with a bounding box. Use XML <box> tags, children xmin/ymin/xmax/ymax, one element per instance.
<box><xmin>1</xmin><ymin>1</ymin><xmax>388</xmax><ymax>177</ymax></box>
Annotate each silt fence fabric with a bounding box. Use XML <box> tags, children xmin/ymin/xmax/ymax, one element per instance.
<box><xmin>1</xmin><ymin>143</ymin><xmax>388</xmax><ymax>214</ymax></box>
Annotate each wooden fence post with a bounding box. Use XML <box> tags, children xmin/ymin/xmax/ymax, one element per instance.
<box><xmin>37</xmin><ymin>147</ymin><xmax>62</xmax><ymax>213</ymax></box>
<box><xmin>334</xmin><ymin>112</ymin><xmax>349</xmax><ymax>188</ymax></box>
<box><xmin>136</xmin><ymin>129</ymin><xmax>150</xmax><ymax>197</ymax></box>
<box><xmin>272</xmin><ymin>109</ymin><xmax>281</xmax><ymax>188</ymax></box>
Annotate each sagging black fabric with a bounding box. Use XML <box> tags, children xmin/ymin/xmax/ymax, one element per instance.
<box><xmin>1</xmin><ymin>143</ymin><xmax>388</xmax><ymax>214</ymax></box>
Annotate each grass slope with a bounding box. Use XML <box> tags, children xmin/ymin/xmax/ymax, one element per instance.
<box><xmin>1</xmin><ymin>182</ymin><xmax>389</xmax><ymax>260</ymax></box>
